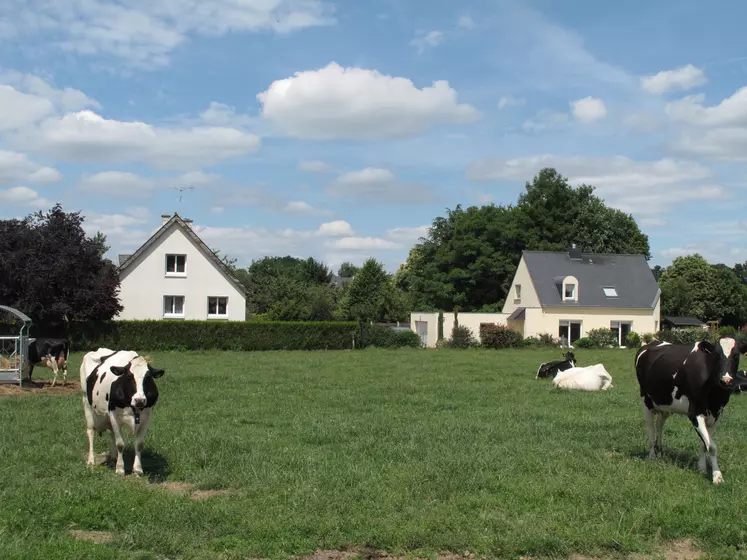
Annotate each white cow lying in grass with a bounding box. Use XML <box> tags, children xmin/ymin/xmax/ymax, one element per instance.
<box><xmin>552</xmin><ymin>363</ymin><xmax>613</xmax><ymax>391</ymax></box>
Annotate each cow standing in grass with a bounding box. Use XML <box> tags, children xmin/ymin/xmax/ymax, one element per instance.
<box><xmin>80</xmin><ymin>348</ymin><xmax>165</xmax><ymax>476</ymax></box>
<box><xmin>26</xmin><ymin>337</ymin><xmax>70</xmax><ymax>386</ymax></box>
<box><xmin>635</xmin><ymin>336</ymin><xmax>747</xmax><ymax>484</ymax></box>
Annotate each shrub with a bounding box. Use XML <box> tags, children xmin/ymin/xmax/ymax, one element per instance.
<box><xmin>587</xmin><ymin>328</ymin><xmax>618</xmax><ymax>347</ymax></box>
<box><xmin>445</xmin><ymin>324</ymin><xmax>479</xmax><ymax>349</ymax></box>
<box><xmin>624</xmin><ymin>331</ymin><xmax>641</xmax><ymax>348</ymax></box>
<box><xmin>361</xmin><ymin>324</ymin><xmax>422</xmax><ymax>349</ymax></box>
<box><xmin>479</xmin><ymin>323</ymin><xmax>523</xmax><ymax>349</ymax></box>
<box><xmin>38</xmin><ymin>320</ymin><xmax>361</xmax><ymax>351</ymax></box>
<box><xmin>718</xmin><ymin>325</ymin><xmax>737</xmax><ymax>338</ymax></box>
<box><xmin>573</xmin><ymin>337</ymin><xmax>597</xmax><ymax>349</ymax></box>
<box><xmin>642</xmin><ymin>332</ymin><xmax>655</xmax><ymax>344</ymax></box>
<box><xmin>537</xmin><ymin>332</ymin><xmax>561</xmax><ymax>347</ymax></box>
<box><xmin>655</xmin><ymin>327</ymin><xmax>710</xmax><ymax>345</ymax></box>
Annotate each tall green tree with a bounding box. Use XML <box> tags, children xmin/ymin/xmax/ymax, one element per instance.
<box><xmin>342</xmin><ymin>258</ymin><xmax>408</xmax><ymax>322</ymax></box>
<box><xmin>399</xmin><ymin>168</ymin><xmax>650</xmax><ymax>311</ymax></box>
<box><xmin>337</xmin><ymin>262</ymin><xmax>359</xmax><ymax>278</ymax></box>
<box><xmin>0</xmin><ymin>204</ymin><xmax>123</xmax><ymax>329</ymax></box>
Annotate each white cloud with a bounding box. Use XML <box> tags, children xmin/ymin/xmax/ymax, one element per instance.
<box><xmin>299</xmin><ymin>160</ymin><xmax>334</xmax><ymax>173</ymax></box>
<box><xmin>570</xmin><ymin>96</ymin><xmax>607</xmax><ymax>123</ymax></box>
<box><xmin>0</xmin><ymin>150</ymin><xmax>61</xmax><ymax>186</ymax></box>
<box><xmin>641</xmin><ymin>64</ymin><xmax>707</xmax><ymax>94</ymax></box>
<box><xmin>522</xmin><ymin>110</ymin><xmax>569</xmax><ymax>133</ymax></box>
<box><xmin>665</xmin><ymin>89</ymin><xmax>747</xmax><ymax>127</ymax></box>
<box><xmin>659</xmin><ymin>242</ymin><xmax>747</xmax><ymax>266</ymax></box>
<box><xmin>457</xmin><ymin>15</ymin><xmax>475</xmax><ymax>29</ymax></box>
<box><xmin>199</xmin><ymin>102</ymin><xmax>254</xmax><ymax>127</ymax></box>
<box><xmin>328</xmin><ymin>167</ymin><xmax>436</xmax><ymax>204</ymax></box>
<box><xmin>386</xmin><ymin>225</ymin><xmax>429</xmax><ymax>244</ymax></box>
<box><xmin>0</xmin><ymin>70</ymin><xmax>99</xmax><ymax>112</ymax></box>
<box><xmin>77</xmin><ymin>171</ymin><xmax>156</xmax><ymax>197</ymax></box>
<box><xmin>257</xmin><ymin>62</ymin><xmax>480</xmax><ymax>140</ymax></box>
<box><xmin>1</xmin><ymin>0</ymin><xmax>335</xmax><ymax>69</ymax></box>
<box><xmin>316</xmin><ymin>220</ymin><xmax>353</xmax><ymax>237</ymax></box>
<box><xmin>283</xmin><ymin>200</ymin><xmax>333</xmax><ymax>217</ymax></box>
<box><xmin>0</xmin><ymin>186</ymin><xmax>53</xmax><ymax>208</ymax></box>
<box><xmin>10</xmin><ymin>110</ymin><xmax>261</xmax><ymax>170</ymax></box>
<box><xmin>325</xmin><ymin>237</ymin><xmax>401</xmax><ymax>251</ymax></box>
<box><xmin>410</xmin><ymin>30</ymin><xmax>444</xmax><ymax>53</ymax></box>
<box><xmin>466</xmin><ymin>154</ymin><xmax>719</xmax><ymax>216</ymax></box>
<box><xmin>498</xmin><ymin>95</ymin><xmax>525</xmax><ymax>109</ymax></box>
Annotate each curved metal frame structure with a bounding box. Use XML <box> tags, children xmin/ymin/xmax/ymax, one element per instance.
<box><xmin>0</xmin><ymin>305</ymin><xmax>32</xmax><ymax>387</ymax></box>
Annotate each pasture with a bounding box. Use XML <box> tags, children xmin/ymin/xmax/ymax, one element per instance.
<box><xmin>2</xmin><ymin>348</ymin><xmax>747</xmax><ymax>559</ymax></box>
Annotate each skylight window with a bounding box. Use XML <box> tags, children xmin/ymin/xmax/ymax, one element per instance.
<box><xmin>603</xmin><ymin>287</ymin><xmax>618</xmax><ymax>297</ymax></box>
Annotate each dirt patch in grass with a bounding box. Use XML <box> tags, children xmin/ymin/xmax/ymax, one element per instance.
<box><xmin>191</xmin><ymin>489</ymin><xmax>232</xmax><ymax>501</ymax></box>
<box><xmin>0</xmin><ymin>379</ymin><xmax>81</xmax><ymax>397</ymax></box>
<box><xmin>631</xmin><ymin>539</ymin><xmax>703</xmax><ymax>560</ymax></box>
<box><xmin>69</xmin><ymin>529</ymin><xmax>114</xmax><ymax>545</ymax></box>
<box><xmin>149</xmin><ymin>481</ymin><xmax>233</xmax><ymax>501</ymax></box>
<box><xmin>298</xmin><ymin>549</ymin><xmax>485</xmax><ymax>560</ymax></box>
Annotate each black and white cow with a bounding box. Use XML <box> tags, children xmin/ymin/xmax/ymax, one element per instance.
<box><xmin>26</xmin><ymin>337</ymin><xmax>70</xmax><ymax>386</ymax></box>
<box><xmin>80</xmin><ymin>348</ymin><xmax>165</xmax><ymax>476</ymax></box>
<box><xmin>635</xmin><ymin>336</ymin><xmax>747</xmax><ymax>484</ymax></box>
<box><xmin>536</xmin><ymin>351</ymin><xmax>576</xmax><ymax>379</ymax></box>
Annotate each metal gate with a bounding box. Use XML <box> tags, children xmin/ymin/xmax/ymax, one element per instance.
<box><xmin>0</xmin><ymin>306</ymin><xmax>32</xmax><ymax>386</ymax></box>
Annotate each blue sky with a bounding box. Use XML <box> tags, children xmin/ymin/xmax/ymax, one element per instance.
<box><xmin>1</xmin><ymin>0</ymin><xmax>746</xmax><ymax>273</ymax></box>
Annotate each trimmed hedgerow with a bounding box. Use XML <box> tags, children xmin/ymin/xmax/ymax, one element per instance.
<box><xmin>360</xmin><ymin>324</ymin><xmax>422</xmax><ymax>349</ymax></box>
<box><xmin>479</xmin><ymin>323</ymin><xmax>523</xmax><ymax>349</ymax></box>
<box><xmin>654</xmin><ymin>327</ymin><xmax>711</xmax><ymax>345</ymax></box>
<box><xmin>37</xmin><ymin>320</ymin><xmax>361</xmax><ymax>351</ymax></box>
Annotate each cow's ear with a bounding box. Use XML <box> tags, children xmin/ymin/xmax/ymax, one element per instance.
<box><xmin>148</xmin><ymin>364</ymin><xmax>165</xmax><ymax>378</ymax></box>
<box><xmin>737</xmin><ymin>339</ymin><xmax>747</xmax><ymax>356</ymax></box>
<box><xmin>697</xmin><ymin>340</ymin><xmax>715</xmax><ymax>354</ymax></box>
<box><xmin>110</xmin><ymin>364</ymin><xmax>130</xmax><ymax>376</ymax></box>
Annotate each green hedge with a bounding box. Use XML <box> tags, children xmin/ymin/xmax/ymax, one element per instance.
<box><xmin>479</xmin><ymin>324</ymin><xmax>524</xmax><ymax>349</ymax></box>
<box><xmin>654</xmin><ymin>327</ymin><xmax>712</xmax><ymax>345</ymax></box>
<box><xmin>32</xmin><ymin>320</ymin><xmax>360</xmax><ymax>351</ymax></box>
<box><xmin>360</xmin><ymin>324</ymin><xmax>422</xmax><ymax>349</ymax></box>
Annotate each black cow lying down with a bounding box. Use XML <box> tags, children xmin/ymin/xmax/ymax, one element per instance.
<box><xmin>536</xmin><ymin>351</ymin><xmax>576</xmax><ymax>379</ymax></box>
<box><xmin>635</xmin><ymin>337</ymin><xmax>747</xmax><ymax>484</ymax></box>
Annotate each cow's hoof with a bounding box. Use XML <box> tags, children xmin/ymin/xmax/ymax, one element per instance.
<box><xmin>115</xmin><ymin>468</ymin><xmax>126</xmax><ymax>476</ymax></box>
<box><xmin>713</xmin><ymin>471</ymin><xmax>724</xmax><ymax>484</ymax></box>
<box><xmin>133</xmin><ymin>470</ymin><xmax>143</xmax><ymax>477</ymax></box>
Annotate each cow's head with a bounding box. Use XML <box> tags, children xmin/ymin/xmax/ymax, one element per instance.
<box><xmin>698</xmin><ymin>336</ymin><xmax>747</xmax><ymax>387</ymax></box>
<box><xmin>109</xmin><ymin>355</ymin><xmax>165</xmax><ymax>410</ymax></box>
<box><xmin>564</xmin><ymin>351</ymin><xmax>576</xmax><ymax>365</ymax></box>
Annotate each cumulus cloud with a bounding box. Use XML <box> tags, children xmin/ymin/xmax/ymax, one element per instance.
<box><xmin>327</xmin><ymin>167</ymin><xmax>436</xmax><ymax>204</ymax></box>
<box><xmin>199</xmin><ymin>102</ymin><xmax>254</xmax><ymax>127</ymax></box>
<box><xmin>316</xmin><ymin>220</ymin><xmax>353</xmax><ymax>237</ymax></box>
<box><xmin>570</xmin><ymin>96</ymin><xmax>607</xmax><ymax>123</ymax></box>
<box><xmin>283</xmin><ymin>200</ymin><xmax>334</xmax><ymax>217</ymax></box>
<box><xmin>522</xmin><ymin>110</ymin><xmax>569</xmax><ymax>133</ymax></box>
<box><xmin>641</xmin><ymin>64</ymin><xmax>707</xmax><ymax>94</ymax></box>
<box><xmin>410</xmin><ymin>30</ymin><xmax>444</xmax><ymax>53</ymax></box>
<box><xmin>665</xmin><ymin>89</ymin><xmax>747</xmax><ymax>127</ymax></box>
<box><xmin>299</xmin><ymin>160</ymin><xmax>334</xmax><ymax>173</ymax></box>
<box><xmin>257</xmin><ymin>62</ymin><xmax>480</xmax><ymax>140</ymax></box>
<box><xmin>466</xmin><ymin>154</ymin><xmax>720</xmax><ymax>216</ymax></box>
<box><xmin>77</xmin><ymin>171</ymin><xmax>156</xmax><ymax>197</ymax></box>
<box><xmin>0</xmin><ymin>0</ymin><xmax>335</xmax><ymax>69</ymax></box>
<box><xmin>0</xmin><ymin>186</ymin><xmax>53</xmax><ymax>208</ymax></box>
<box><xmin>498</xmin><ymin>95</ymin><xmax>525</xmax><ymax>109</ymax></box>
<box><xmin>0</xmin><ymin>150</ymin><xmax>61</xmax><ymax>186</ymax></box>
<box><xmin>325</xmin><ymin>237</ymin><xmax>400</xmax><ymax>250</ymax></box>
<box><xmin>10</xmin><ymin>110</ymin><xmax>261</xmax><ymax>170</ymax></box>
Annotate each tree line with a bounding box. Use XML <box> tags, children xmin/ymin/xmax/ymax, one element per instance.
<box><xmin>1</xmin><ymin>169</ymin><xmax>745</xmax><ymax>331</ymax></box>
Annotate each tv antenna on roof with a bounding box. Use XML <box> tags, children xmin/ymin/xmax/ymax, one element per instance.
<box><xmin>174</xmin><ymin>185</ymin><xmax>195</xmax><ymax>204</ymax></box>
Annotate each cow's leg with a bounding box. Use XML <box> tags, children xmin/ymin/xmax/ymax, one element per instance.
<box><xmin>132</xmin><ymin>413</ymin><xmax>152</xmax><ymax>477</ymax></box>
<box><xmin>82</xmin><ymin>396</ymin><xmax>97</xmax><ymax>466</ymax></box>
<box><xmin>642</xmin><ymin>398</ymin><xmax>657</xmax><ymax>458</ymax></box>
<box><xmin>691</xmin><ymin>413</ymin><xmax>722</xmax><ymax>484</ymax></box>
<box><xmin>48</xmin><ymin>355</ymin><xmax>59</xmax><ymax>387</ymax></box>
<box><xmin>108</xmin><ymin>413</ymin><xmax>127</xmax><ymax>475</ymax></box>
<box><xmin>654</xmin><ymin>411</ymin><xmax>668</xmax><ymax>457</ymax></box>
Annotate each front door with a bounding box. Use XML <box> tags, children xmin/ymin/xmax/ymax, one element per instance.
<box><xmin>415</xmin><ymin>321</ymin><xmax>428</xmax><ymax>347</ymax></box>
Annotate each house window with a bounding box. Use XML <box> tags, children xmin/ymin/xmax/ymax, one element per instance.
<box><xmin>559</xmin><ymin>320</ymin><xmax>582</xmax><ymax>346</ymax></box>
<box><xmin>564</xmin><ymin>283</ymin><xmax>576</xmax><ymax>300</ymax></box>
<box><xmin>207</xmin><ymin>296</ymin><xmax>228</xmax><ymax>318</ymax></box>
<box><xmin>515</xmin><ymin>284</ymin><xmax>522</xmax><ymax>301</ymax></box>
<box><xmin>603</xmin><ymin>287</ymin><xmax>618</xmax><ymax>297</ymax></box>
<box><xmin>610</xmin><ymin>320</ymin><xmax>633</xmax><ymax>346</ymax></box>
<box><xmin>165</xmin><ymin>254</ymin><xmax>186</xmax><ymax>275</ymax></box>
<box><xmin>164</xmin><ymin>295</ymin><xmax>185</xmax><ymax>318</ymax></box>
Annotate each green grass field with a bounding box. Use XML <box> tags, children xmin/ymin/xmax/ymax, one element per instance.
<box><xmin>2</xmin><ymin>347</ymin><xmax>747</xmax><ymax>560</ymax></box>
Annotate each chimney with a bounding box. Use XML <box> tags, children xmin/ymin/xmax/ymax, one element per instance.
<box><xmin>569</xmin><ymin>243</ymin><xmax>582</xmax><ymax>260</ymax></box>
<box><xmin>161</xmin><ymin>214</ymin><xmax>171</xmax><ymax>226</ymax></box>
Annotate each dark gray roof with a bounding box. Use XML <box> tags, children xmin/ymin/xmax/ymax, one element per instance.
<box><xmin>662</xmin><ymin>316</ymin><xmax>704</xmax><ymax>326</ymax></box>
<box><xmin>508</xmin><ymin>307</ymin><xmax>525</xmax><ymax>320</ymax></box>
<box><xmin>118</xmin><ymin>213</ymin><xmax>247</xmax><ymax>296</ymax></box>
<box><xmin>522</xmin><ymin>250</ymin><xmax>659</xmax><ymax>309</ymax></box>
<box><xmin>118</xmin><ymin>254</ymin><xmax>132</xmax><ymax>266</ymax></box>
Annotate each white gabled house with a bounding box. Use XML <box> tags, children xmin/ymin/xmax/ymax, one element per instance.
<box><xmin>115</xmin><ymin>213</ymin><xmax>247</xmax><ymax>321</ymax></box>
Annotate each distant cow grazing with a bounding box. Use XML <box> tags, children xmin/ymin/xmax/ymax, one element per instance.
<box><xmin>552</xmin><ymin>363</ymin><xmax>613</xmax><ymax>391</ymax></box>
<box><xmin>80</xmin><ymin>348</ymin><xmax>165</xmax><ymax>476</ymax></box>
<box><xmin>26</xmin><ymin>337</ymin><xmax>70</xmax><ymax>386</ymax></box>
<box><xmin>635</xmin><ymin>336</ymin><xmax>747</xmax><ymax>484</ymax></box>
<box><xmin>536</xmin><ymin>351</ymin><xmax>576</xmax><ymax>379</ymax></box>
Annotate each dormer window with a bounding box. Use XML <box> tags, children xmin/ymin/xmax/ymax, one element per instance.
<box><xmin>603</xmin><ymin>287</ymin><xmax>618</xmax><ymax>297</ymax></box>
<box><xmin>564</xmin><ymin>283</ymin><xmax>575</xmax><ymax>300</ymax></box>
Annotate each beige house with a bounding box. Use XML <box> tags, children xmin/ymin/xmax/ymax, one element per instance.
<box><xmin>411</xmin><ymin>246</ymin><xmax>661</xmax><ymax>347</ymax></box>
<box><xmin>115</xmin><ymin>213</ymin><xmax>247</xmax><ymax>321</ymax></box>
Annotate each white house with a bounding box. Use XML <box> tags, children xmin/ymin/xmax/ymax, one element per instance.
<box><xmin>115</xmin><ymin>213</ymin><xmax>247</xmax><ymax>321</ymax></box>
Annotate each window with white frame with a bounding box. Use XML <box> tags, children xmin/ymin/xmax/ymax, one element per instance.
<box><xmin>515</xmin><ymin>284</ymin><xmax>522</xmax><ymax>301</ymax></box>
<box><xmin>564</xmin><ymin>283</ymin><xmax>576</xmax><ymax>300</ymax></box>
<box><xmin>610</xmin><ymin>320</ymin><xmax>633</xmax><ymax>346</ymax></box>
<box><xmin>207</xmin><ymin>296</ymin><xmax>228</xmax><ymax>318</ymax></box>
<box><xmin>165</xmin><ymin>254</ymin><xmax>186</xmax><ymax>275</ymax></box>
<box><xmin>603</xmin><ymin>286</ymin><xmax>618</xmax><ymax>298</ymax></box>
<box><xmin>163</xmin><ymin>295</ymin><xmax>185</xmax><ymax>317</ymax></box>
